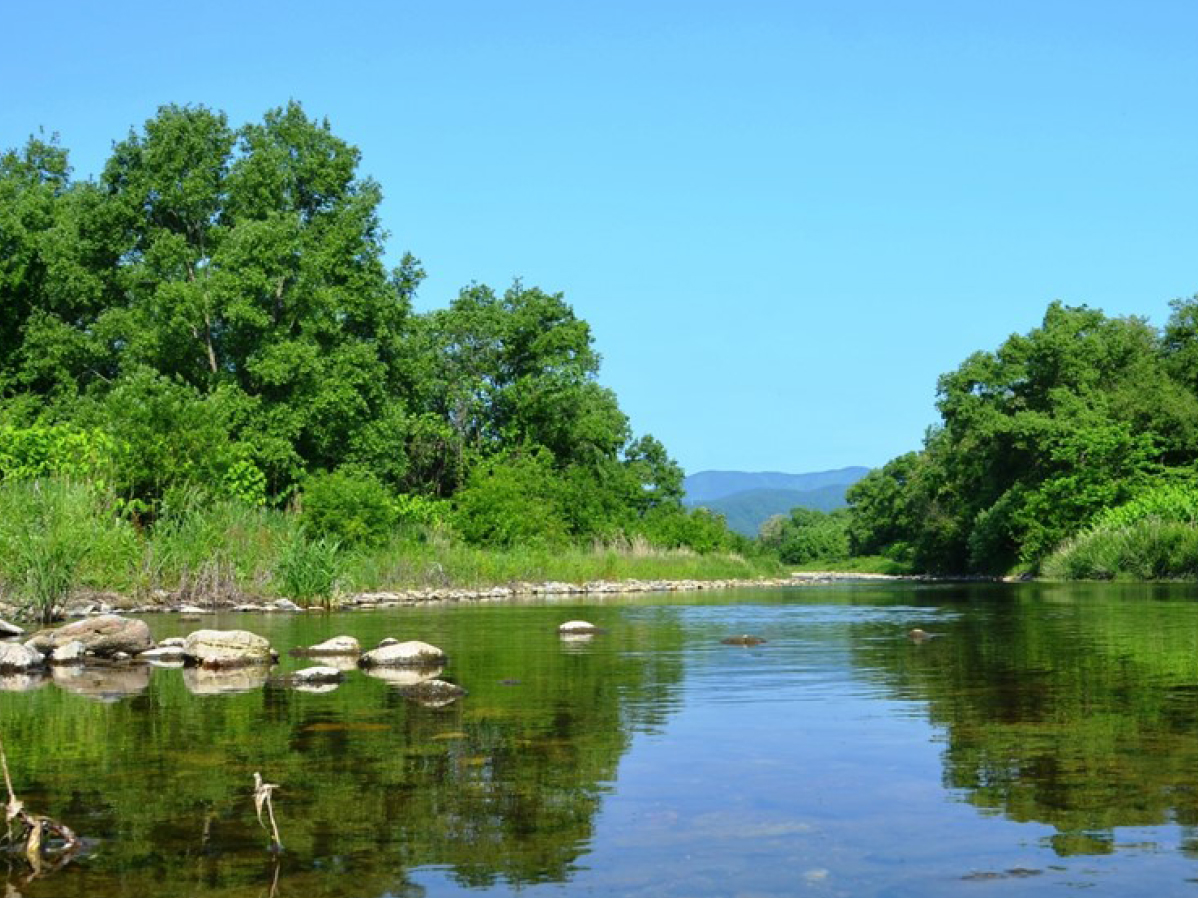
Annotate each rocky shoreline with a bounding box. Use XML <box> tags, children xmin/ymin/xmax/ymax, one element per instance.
<box><xmin>20</xmin><ymin>571</ymin><xmax>933</xmax><ymax>619</ymax></box>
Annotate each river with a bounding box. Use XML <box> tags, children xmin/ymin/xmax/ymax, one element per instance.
<box><xmin>5</xmin><ymin>581</ymin><xmax>1198</xmax><ymax>896</ymax></box>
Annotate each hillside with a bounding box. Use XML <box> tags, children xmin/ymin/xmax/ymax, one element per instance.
<box><xmin>683</xmin><ymin>467</ymin><xmax>870</xmax><ymax>504</ymax></box>
<box><xmin>695</xmin><ymin>485</ymin><xmax>854</xmax><ymax>536</ymax></box>
<box><xmin>683</xmin><ymin>467</ymin><xmax>870</xmax><ymax>536</ymax></box>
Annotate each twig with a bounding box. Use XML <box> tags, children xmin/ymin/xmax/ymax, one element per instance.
<box><xmin>252</xmin><ymin>772</ymin><xmax>283</xmax><ymax>852</ymax></box>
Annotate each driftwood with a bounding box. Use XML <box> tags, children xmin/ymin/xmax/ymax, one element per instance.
<box><xmin>0</xmin><ymin>735</ymin><xmax>79</xmax><ymax>877</ymax></box>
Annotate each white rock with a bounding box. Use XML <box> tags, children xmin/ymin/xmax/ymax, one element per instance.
<box><xmin>359</xmin><ymin>640</ymin><xmax>446</xmax><ymax>667</ymax></box>
<box><xmin>303</xmin><ymin>636</ymin><xmax>361</xmax><ymax>656</ymax></box>
<box><xmin>0</xmin><ymin>643</ymin><xmax>45</xmax><ymax>671</ymax></box>
<box><xmin>183</xmin><ymin>629</ymin><xmax>274</xmax><ymax>667</ymax></box>
<box><xmin>0</xmin><ymin>619</ymin><xmax>24</xmax><ymax>638</ymax></box>
<box><xmin>271</xmin><ymin>598</ymin><xmax>303</xmax><ymax>612</ymax></box>
<box><xmin>158</xmin><ymin>637</ymin><xmax>186</xmax><ymax>648</ymax></box>
<box><xmin>50</xmin><ymin>640</ymin><xmax>87</xmax><ymax>665</ymax></box>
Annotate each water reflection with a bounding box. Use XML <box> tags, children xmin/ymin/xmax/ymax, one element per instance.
<box><xmin>51</xmin><ymin>664</ymin><xmax>149</xmax><ymax>702</ymax></box>
<box><xmin>182</xmin><ymin>664</ymin><xmax>270</xmax><ymax>695</ymax></box>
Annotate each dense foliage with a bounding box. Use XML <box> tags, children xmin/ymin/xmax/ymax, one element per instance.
<box><xmin>848</xmin><ymin>301</ymin><xmax>1198</xmax><ymax>575</ymax></box>
<box><xmin>0</xmin><ymin>104</ymin><xmax>741</xmax><ymax>556</ymax></box>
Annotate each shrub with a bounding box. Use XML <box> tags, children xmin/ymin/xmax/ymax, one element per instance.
<box><xmin>301</xmin><ymin>468</ymin><xmax>399</xmax><ymax>547</ymax></box>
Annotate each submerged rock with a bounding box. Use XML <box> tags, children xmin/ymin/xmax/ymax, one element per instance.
<box><xmin>359</xmin><ymin>640</ymin><xmax>446</xmax><ymax>667</ymax></box>
<box><xmin>26</xmin><ymin>614</ymin><xmax>153</xmax><ymax>657</ymax></box>
<box><xmin>721</xmin><ymin>635</ymin><xmax>767</xmax><ymax>646</ymax></box>
<box><xmin>183</xmin><ymin>629</ymin><xmax>274</xmax><ymax>668</ymax></box>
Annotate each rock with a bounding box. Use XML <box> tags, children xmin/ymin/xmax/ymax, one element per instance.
<box><xmin>907</xmin><ymin>628</ymin><xmax>933</xmax><ymax>642</ymax></box>
<box><xmin>0</xmin><ymin>619</ymin><xmax>24</xmax><ymax>638</ymax></box>
<box><xmin>183</xmin><ymin>629</ymin><xmax>274</xmax><ymax>668</ymax></box>
<box><xmin>395</xmin><ymin>678</ymin><xmax>467</xmax><ymax>707</ymax></box>
<box><xmin>26</xmin><ymin>615</ymin><xmax>153</xmax><ymax>657</ymax></box>
<box><xmin>295</xmin><ymin>635</ymin><xmax>361</xmax><ymax>657</ymax></box>
<box><xmin>721</xmin><ymin>635</ymin><xmax>767</xmax><ymax>646</ymax></box>
<box><xmin>377</xmin><ymin>637</ymin><xmax>400</xmax><ymax>647</ymax></box>
<box><xmin>177</xmin><ymin>605</ymin><xmax>207</xmax><ymax>615</ymax></box>
<box><xmin>0</xmin><ymin>643</ymin><xmax>45</xmax><ymax>672</ymax></box>
<box><xmin>292</xmin><ymin>666</ymin><xmax>343</xmax><ymax>685</ymax></box>
<box><xmin>359</xmin><ymin>640</ymin><xmax>446</xmax><ymax>667</ymax></box>
<box><xmin>558</xmin><ymin>620</ymin><xmax>602</xmax><ymax>634</ymax></box>
<box><xmin>158</xmin><ymin>637</ymin><xmax>186</xmax><ymax>648</ymax></box>
<box><xmin>139</xmin><ymin>646</ymin><xmax>187</xmax><ymax>663</ymax></box>
<box><xmin>270</xmin><ymin>598</ymin><xmax>303</xmax><ymax>612</ymax></box>
<box><xmin>183</xmin><ymin>665</ymin><xmax>269</xmax><ymax>695</ymax></box>
<box><xmin>49</xmin><ymin>640</ymin><xmax>87</xmax><ymax>665</ymax></box>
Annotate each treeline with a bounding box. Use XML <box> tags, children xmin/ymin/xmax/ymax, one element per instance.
<box><xmin>0</xmin><ymin>102</ymin><xmax>743</xmax><ymax>557</ymax></box>
<box><xmin>843</xmin><ymin>300</ymin><xmax>1198</xmax><ymax>576</ymax></box>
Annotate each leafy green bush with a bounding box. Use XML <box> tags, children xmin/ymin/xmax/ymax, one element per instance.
<box><xmin>453</xmin><ymin>451</ymin><xmax>570</xmax><ymax>548</ymax></box>
<box><xmin>301</xmin><ymin>468</ymin><xmax>399</xmax><ymax>547</ymax></box>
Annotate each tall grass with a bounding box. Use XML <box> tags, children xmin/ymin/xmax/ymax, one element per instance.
<box><xmin>0</xmin><ymin>478</ymin><xmax>784</xmax><ymax>617</ymax></box>
<box><xmin>0</xmin><ymin>480</ymin><xmax>139</xmax><ymax>621</ymax></box>
<box><xmin>1043</xmin><ymin>520</ymin><xmax>1198</xmax><ymax>580</ymax></box>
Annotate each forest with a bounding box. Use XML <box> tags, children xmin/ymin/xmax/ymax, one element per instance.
<box><xmin>843</xmin><ymin>299</ymin><xmax>1198</xmax><ymax>577</ymax></box>
<box><xmin>0</xmin><ymin>102</ymin><xmax>762</xmax><ymax>614</ymax></box>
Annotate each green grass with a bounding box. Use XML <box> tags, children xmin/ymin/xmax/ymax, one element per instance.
<box><xmin>0</xmin><ymin>478</ymin><xmax>786</xmax><ymax>617</ymax></box>
<box><xmin>1042</xmin><ymin>519</ymin><xmax>1198</xmax><ymax>580</ymax></box>
<box><xmin>789</xmin><ymin>555</ymin><xmax>914</xmax><ymax>576</ymax></box>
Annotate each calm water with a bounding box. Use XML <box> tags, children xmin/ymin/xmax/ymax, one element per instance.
<box><xmin>7</xmin><ymin>582</ymin><xmax>1198</xmax><ymax>896</ymax></box>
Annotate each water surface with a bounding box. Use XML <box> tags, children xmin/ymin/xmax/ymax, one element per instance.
<box><xmin>6</xmin><ymin>582</ymin><xmax>1198</xmax><ymax>896</ymax></box>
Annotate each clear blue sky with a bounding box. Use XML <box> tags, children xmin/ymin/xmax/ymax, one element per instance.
<box><xmin>3</xmin><ymin>1</ymin><xmax>1196</xmax><ymax>475</ymax></box>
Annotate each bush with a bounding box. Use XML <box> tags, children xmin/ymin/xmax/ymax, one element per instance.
<box><xmin>301</xmin><ymin>468</ymin><xmax>399</xmax><ymax>547</ymax></box>
<box><xmin>452</xmin><ymin>451</ymin><xmax>570</xmax><ymax>548</ymax></box>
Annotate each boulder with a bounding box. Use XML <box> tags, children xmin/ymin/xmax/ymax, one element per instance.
<box><xmin>0</xmin><ymin>643</ymin><xmax>45</xmax><ymax>672</ymax></box>
<box><xmin>158</xmin><ymin>637</ymin><xmax>186</xmax><ymax>648</ymax></box>
<box><xmin>183</xmin><ymin>629</ymin><xmax>274</xmax><ymax>668</ymax></box>
<box><xmin>49</xmin><ymin>640</ymin><xmax>87</xmax><ymax>665</ymax></box>
<box><xmin>270</xmin><ymin>598</ymin><xmax>303</xmax><ymax>612</ymax></box>
<box><xmin>26</xmin><ymin>615</ymin><xmax>153</xmax><ymax>657</ymax></box>
<box><xmin>359</xmin><ymin>640</ymin><xmax>446</xmax><ymax>667</ymax></box>
<box><xmin>296</xmin><ymin>635</ymin><xmax>361</xmax><ymax>657</ymax></box>
<box><xmin>0</xmin><ymin>619</ymin><xmax>24</xmax><ymax>638</ymax></box>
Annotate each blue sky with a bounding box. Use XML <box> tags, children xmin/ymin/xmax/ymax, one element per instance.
<box><xmin>3</xmin><ymin>1</ymin><xmax>1196</xmax><ymax>475</ymax></box>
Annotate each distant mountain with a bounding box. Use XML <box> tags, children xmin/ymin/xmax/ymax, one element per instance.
<box><xmin>683</xmin><ymin>467</ymin><xmax>871</xmax><ymax>537</ymax></box>
<box><xmin>683</xmin><ymin>467</ymin><xmax>870</xmax><ymax>504</ymax></box>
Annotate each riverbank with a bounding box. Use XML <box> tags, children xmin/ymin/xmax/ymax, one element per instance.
<box><xmin>14</xmin><ymin>571</ymin><xmax>933</xmax><ymax>619</ymax></box>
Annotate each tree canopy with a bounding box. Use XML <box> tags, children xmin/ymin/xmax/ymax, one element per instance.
<box><xmin>0</xmin><ymin>103</ymin><xmax>736</xmax><ymax>553</ymax></box>
<box><xmin>849</xmin><ymin>301</ymin><xmax>1198</xmax><ymax>574</ymax></box>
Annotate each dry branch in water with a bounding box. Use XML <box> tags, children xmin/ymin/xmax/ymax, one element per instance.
<box><xmin>253</xmin><ymin>772</ymin><xmax>283</xmax><ymax>852</ymax></box>
<box><xmin>0</xmin><ymin>734</ymin><xmax>79</xmax><ymax>876</ymax></box>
